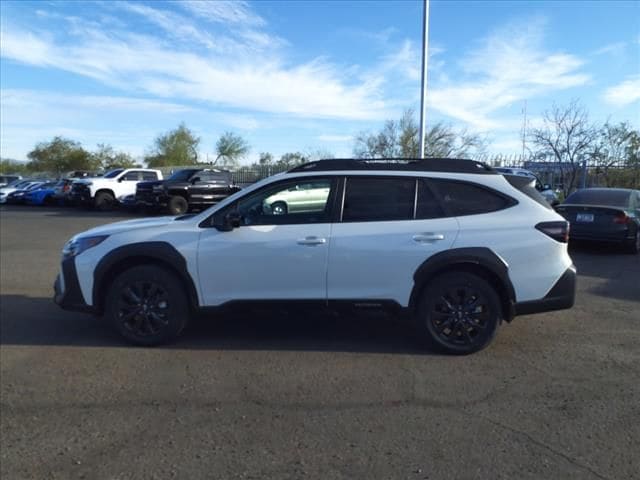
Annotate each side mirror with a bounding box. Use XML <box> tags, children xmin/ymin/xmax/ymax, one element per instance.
<box><xmin>215</xmin><ymin>211</ymin><xmax>242</xmax><ymax>231</ymax></box>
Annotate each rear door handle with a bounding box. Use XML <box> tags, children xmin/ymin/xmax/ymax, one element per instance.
<box><xmin>413</xmin><ymin>233</ymin><xmax>445</xmax><ymax>243</ymax></box>
<box><xmin>297</xmin><ymin>236</ymin><xmax>327</xmax><ymax>246</ymax></box>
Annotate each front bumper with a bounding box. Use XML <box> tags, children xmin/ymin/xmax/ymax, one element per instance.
<box><xmin>53</xmin><ymin>257</ymin><xmax>97</xmax><ymax>314</ymax></box>
<box><xmin>514</xmin><ymin>265</ymin><xmax>576</xmax><ymax>316</ymax></box>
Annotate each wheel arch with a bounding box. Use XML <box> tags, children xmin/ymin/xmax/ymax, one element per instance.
<box><xmin>409</xmin><ymin>248</ymin><xmax>516</xmax><ymax>322</ymax></box>
<box><xmin>92</xmin><ymin>242</ymin><xmax>199</xmax><ymax>314</ymax></box>
<box><xmin>94</xmin><ymin>188</ymin><xmax>115</xmax><ymax>198</ymax></box>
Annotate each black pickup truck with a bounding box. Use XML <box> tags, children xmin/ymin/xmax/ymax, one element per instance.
<box><xmin>135</xmin><ymin>168</ymin><xmax>241</xmax><ymax>215</ymax></box>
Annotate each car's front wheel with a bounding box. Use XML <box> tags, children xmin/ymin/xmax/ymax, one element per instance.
<box><xmin>95</xmin><ymin>191</ymin><xmax>115</xmax><ymax>211</ymax></box>
<box><xmin>167</xmin><ymin>195</ymin><xmax>188</xmax><ymax>215</ymax></box>
<box><xmin>271</xmin><ymin>201</ymin><xmax>287</xmax><ymax>215</ymax></box>
<box><xmin>416</xmin><ymin>271</ymin><xmax>501</xmax><ymax>355</ymax></box>
<box><xmin>105</xmin><ymin>265</ymin><xmax>189</xmax><ymax>346</ymax></box>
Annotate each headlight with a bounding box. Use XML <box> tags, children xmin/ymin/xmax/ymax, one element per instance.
<box><xmin>62</xmin><ymin>235</ymin><xmax>109</xmax><ymax>259</ymax></box>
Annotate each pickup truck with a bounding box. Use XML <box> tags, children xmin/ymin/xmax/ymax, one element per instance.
<box><xmin>70</xmin><ymin>168</ymin><xmax>163</xmax><ymax>210</ymax></box>
<box><xmin>135</xmin><ymin>168</ymin><xmax>241</xmax><ymax>215</ymax></box>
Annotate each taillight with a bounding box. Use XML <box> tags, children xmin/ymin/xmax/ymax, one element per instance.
<box><xmin>536</xmin><ymin>221</ymin><xmax>569</xmax><ymax>243</ymax></box>
<box><xmin>613</xmin><ymin>213</ymin><xmax>631</xmax><ymax>224</ymax></box>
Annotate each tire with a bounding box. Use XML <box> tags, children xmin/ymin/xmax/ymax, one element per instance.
<box><xmin>271</xmin><ymin>201</ymin><xmax>288</xmax><ymax>215</ymax></box>
<box><xmin>625</xmin><ymin>230</ymin><xmax>640</xmax><ymax>255</ymax></box>
<box><xmin>167</xmin><ymin>195</ymin><xmax>189</xmax><ymax>215</ymax></box>
<box><xmin>95</xmin><ymin>191</ymin><xmax>115</xmax><ymax>211</ymax></box>
<box><xmin>415</xmin><ymin>271</ymin><xmax>501</xmax><ymax>355</ymax></box>
<box><xmin>105</xmin><ymin>265</ymin><xmax>190</xmax><ymax>346</ymax></box>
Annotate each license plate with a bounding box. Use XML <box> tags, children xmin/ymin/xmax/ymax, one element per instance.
<box><xmin>576</xmin><ymin>213</ymin><xmax>594</xmax><ymax>222</ymax></box>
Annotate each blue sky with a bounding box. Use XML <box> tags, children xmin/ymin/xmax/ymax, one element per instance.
<box><xmin>1</xmin><ymin>0</ymin><xmax>639</xmax><ymax>163</ymax></box>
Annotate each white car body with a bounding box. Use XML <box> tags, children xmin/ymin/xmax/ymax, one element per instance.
<box><xmin>55</xmin><ymin>159</ymin><xmax>576</xmax><ymax>352</ymax></box>
<box><xmin>73</xmin><ymin>168</ymin><xmax>163</xmax><ymax>203</ymax></box>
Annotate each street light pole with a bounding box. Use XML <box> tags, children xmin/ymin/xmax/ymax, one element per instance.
<box><xmin>419</xmin><ymin>0</ymin><xmax>430</xmax><ymax>159</ymax></box>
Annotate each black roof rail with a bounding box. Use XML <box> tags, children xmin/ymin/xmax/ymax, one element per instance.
<box><xmin>288</xmin><ymin>158</ymin><xmax>496</xmax><ymax>174</ymax></box>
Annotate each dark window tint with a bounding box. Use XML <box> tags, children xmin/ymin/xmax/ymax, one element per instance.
<box><xmin>429</xmin><ymin>180</ymin><xmax>511</xmax><ymax>216</ymax></box>
<box><xmin>141</xmin><ymin>171</ymin><xmax>158</xmax><ymax>181</ymax></box>
<box><xmin>504</xmin><ymin>174</ymin><xmax>551</xmax><ymax>209</ymax></box>
<box><xmin>198</xmin><ymin>171</ymin><xmax>231</xmax><ymax>183</ymax></box>
<box><xmin>416</xmin><ymin>180</ymin><xmax>445</xmax><ymax>219</ymax></box>
<box><xmin>103</xmin><ymin>169</ymin><xmax>124</xmax><ymax>179</ymax></box>
<box><xmin>342</xmin><ymin>177</ymin><xmax>415</xmax><ymax>222</ymax></box>
<box><xmin>564</xmin><ymin>189</ymin><xmax>631</xmax><ymax>208</ymax></box>
<box><xmin>122</xmin><ymin>171</ymin><xmax>140</xmax><ymax>181</ymax></box>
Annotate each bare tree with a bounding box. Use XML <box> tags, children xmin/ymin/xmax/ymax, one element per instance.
<box><xmin>528</xmin><ymin>100</ymin><xmax>597</xmax><ymax>195</ymax></box>
<box><xmin>354</xmin><ymin>109</ymin><xmax>487</xmax><ymax>159</ymax></box>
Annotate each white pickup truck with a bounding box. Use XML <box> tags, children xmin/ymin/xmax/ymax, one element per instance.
<box><xmin>70</xmin><ymin>168</ymin><xmax>163</xmax><ymax>210</ymax></box>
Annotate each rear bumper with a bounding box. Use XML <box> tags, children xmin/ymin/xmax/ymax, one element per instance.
<box><xmin>53</xmin><ymin>257</ymin><xmax>97</xmax><ymax>314</ymax></box>
<box><xmin>514</xmin><ymin>265</ymin><xmax>576</xmax><ymax>316</ymax></box>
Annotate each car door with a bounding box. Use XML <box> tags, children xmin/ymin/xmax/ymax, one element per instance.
<box><xmin>327</xmin><ymin>176</ymin><xmax>459</xmax><ymax>306</ymax></box>
<box><xmin>196</xmin><ymin>176</ymin><xmax>338</xmax><ymax>306</ymax></box>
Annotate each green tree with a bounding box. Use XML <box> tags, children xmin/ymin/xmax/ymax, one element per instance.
<box><xmin>145</xmin><ymin>123</ymin><xmax>200</xmax><ymax>167</ymax></box>
<box><xmin>213</xmin><ymin>132</ymin><xmax>250</xmax><ymax>168</ymax></box>
<box><xmin>353</xmin><ymin>109</ymin><xmax>487</xmax><ymax>159</ymax></box>
<box><xmin>0</xmin><ymin>158</ymin><xmax>31</xmax><ymax>175</ymax></box>
<box><xmin>91</xmin><ymin>143</ymin><xmax>137</xmax><ymax>171</ymax></box>
<box><xmin>275</xmin><ymin>152</ymin><xmax>308</xmax><ymax>169</ymax></box>
<box><xmin>26</xmin><ymin>136</ymin><xmax>98</xmax><ymax>174</ymax></box>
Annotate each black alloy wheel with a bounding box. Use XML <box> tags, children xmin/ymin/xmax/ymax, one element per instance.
<box><xmin>418</xmin><ymin>272</ymin><xmax>501</xmax><ymax>354</ymax></box>
<box><xmin>106</xmin><ymin>265</ymin><xmax>189</xmax><ymax>346</ymax></box>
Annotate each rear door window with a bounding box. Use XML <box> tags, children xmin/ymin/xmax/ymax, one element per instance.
<box><xmin>342</xmin><ymin>177</ymin><xmax>415</xmax><ymax>222</ymax></box>
<box><xmin>141</xmin><ymin>171</ymin><xmax>158</xmax><ymax>181</ymax></box>
<box><xmin>428</xmin><ymin>179</ymin><xmax>514</xmax><ymax>216</ymax></box>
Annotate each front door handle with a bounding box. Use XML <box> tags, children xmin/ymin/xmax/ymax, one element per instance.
<box><xmin>413</xmin><ymin>233</ymin><xmax>445</xmax><ymax>243</ymax></box>
<box><xmin>297</xmin><ymin>236</ymin><xmax>327</xmax><ymax>246</ymax></box>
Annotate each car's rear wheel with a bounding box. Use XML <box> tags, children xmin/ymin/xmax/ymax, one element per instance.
<box><xmin>43</xmin><ymin>195</ymin><xmax>56</xmax><ymax>206</ymax></box>
<box><xmin>167</xmin><ymin>195</ymin><xmax>188</xmax><ymax>215</ymax></box>
<box><xmin>625</xmin><ymin>230</ymin><xmax>640</xmax><ymax>255</ymax></box>
<box><xmin>271</xmin><ymin>201</ymin><xmax>287</xmax><ymax>215</ymax></box>
<box><xmin>105</xmin><ymin>265</ymin><xmax>189</xmax><ymax>346</ymax></box>
<box><xmin>416</xmin><ymin>272</ymin><xmax>501</xmax><ymax>355</ymax></box>
<box><xmin>95</xmin><ymin>191</ymin><xmax>115</xmax><ymax>211</ymax></box>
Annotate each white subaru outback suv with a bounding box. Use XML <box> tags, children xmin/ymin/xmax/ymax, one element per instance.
<box><xmin>54</xmin><ymin>159</ymin><xmax>576</xmax><ymax>354</ymax></box>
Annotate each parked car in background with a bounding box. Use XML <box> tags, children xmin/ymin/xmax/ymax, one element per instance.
<box><xmin>135</xmin><ymin>168</ymin><xmax>240</xmax><ymax>215</ymax></box>
<box><xmin>70</xmin><ymin>168</ymin><xmax>163</xmax><ymax>211</ymax></box>
<box><xmin>556</xmin><ymin>188</ymin><xmax>640</xmax><ymax>254</ymax></box>
<box><xmin>0</xmin><ymin>175</ymin><xmax>22</xmax><ymax>188</ymax></box>
<box><xmin>52</xmin><ymin>179</ymin><xmax>75</xmax><ymax>204</ymax></box>
<box><xmin>25</xmin><ymin>182</ymin><xmax>60</xmax><ymax>206</ymax></box>
<box><xmin>494</xmin><ymin>167</ymin><xmax>559</xmax><ymax>206</ymax></box>
<box><xmin>5</xmin><ymin>182</ymin><xmax>47</xmax><ymax>204</ymax></box>
<box><xmin>0</xmin><ymin>179</ymin><xmax>34</xmax><ymax>203</ymax></box>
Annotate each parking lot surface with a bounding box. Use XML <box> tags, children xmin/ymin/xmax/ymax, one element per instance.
<box><xmin>1</xmin><ymin>205</ymin><xmax>639</xmax><ymax>479</ymax></box>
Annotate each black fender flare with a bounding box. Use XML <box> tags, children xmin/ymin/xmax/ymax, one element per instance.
<box><xmin>92</xmin><ymin>241</ymin><xmax>199</xmax><ymax>312</ymax></box>
<box><xmin>409</xmin><ymin>247</ymin><xmax>517</xmax><ymax>320</ymax></box>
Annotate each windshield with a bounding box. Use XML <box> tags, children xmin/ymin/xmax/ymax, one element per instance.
<box><xmin>103</xmin><ymin>169</ymin><xmax>125</xmax><ymax>178</ymax></box>
<box><xmin>168</xmin><ymin>169</ymin><xmax>199</xmax><ymax>182</ymax></box>
<box><xmin>565</xmin><ymin>189</ymin><xmax>631</xmax><ymax>207</ymax></box>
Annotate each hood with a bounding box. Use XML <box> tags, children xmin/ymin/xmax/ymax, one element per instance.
<box><xmin>74</xmin><ymin>176</ymin><xmax>104</xmax><ymax>184</ymax></box>
<box><xmin>77</xmin><ymin>215</ymin><xmax>181</xmax><ymax>237</ymax></box>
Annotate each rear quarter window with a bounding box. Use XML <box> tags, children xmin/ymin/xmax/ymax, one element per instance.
<box><xmin>428</xmin><ymin>179</ymin><xmax>515</xmax><ymax>216</ymax></box>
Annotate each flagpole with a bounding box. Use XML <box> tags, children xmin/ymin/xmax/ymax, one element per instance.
<box><xmin>419</xmin><ymin>0</ymin><xmax>430</xmax><ymax>159</ymax></box>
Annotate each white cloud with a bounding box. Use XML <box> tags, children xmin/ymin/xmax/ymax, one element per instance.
<box><xmin>0</xmin><ymin>20</ymin><xmax>392</xmax><ymax>121</ymax></box>
<box><xmin>592</xmin><ymin>42</ymin><xmax>627</xmax><ymax>56</ymax></box>
<box><xmin>603</xmin><ymin>76</ymin><xmax>640</xmax><ymax>107</ymax></box>
<box><xmin>428</xmin><ymin>17</ymin><xmax>590</xmax><ymax>130</ymax></box>
<box><xmin>176</xmin><ymin>0</ymin><xmax>266</xmax><ymax>27</ymax></box>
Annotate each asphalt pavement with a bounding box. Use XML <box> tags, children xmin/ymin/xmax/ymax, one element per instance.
<box><xmin>1</xmin><ymin>205</ymin><xmax>639</xmax><ymax>479</ymax></box>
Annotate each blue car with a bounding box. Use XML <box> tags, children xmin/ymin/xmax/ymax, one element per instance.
<box><xmin>24</xmin><ymin>182</ymin><xmax>58</xmax><ymax>206</ymax></box>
